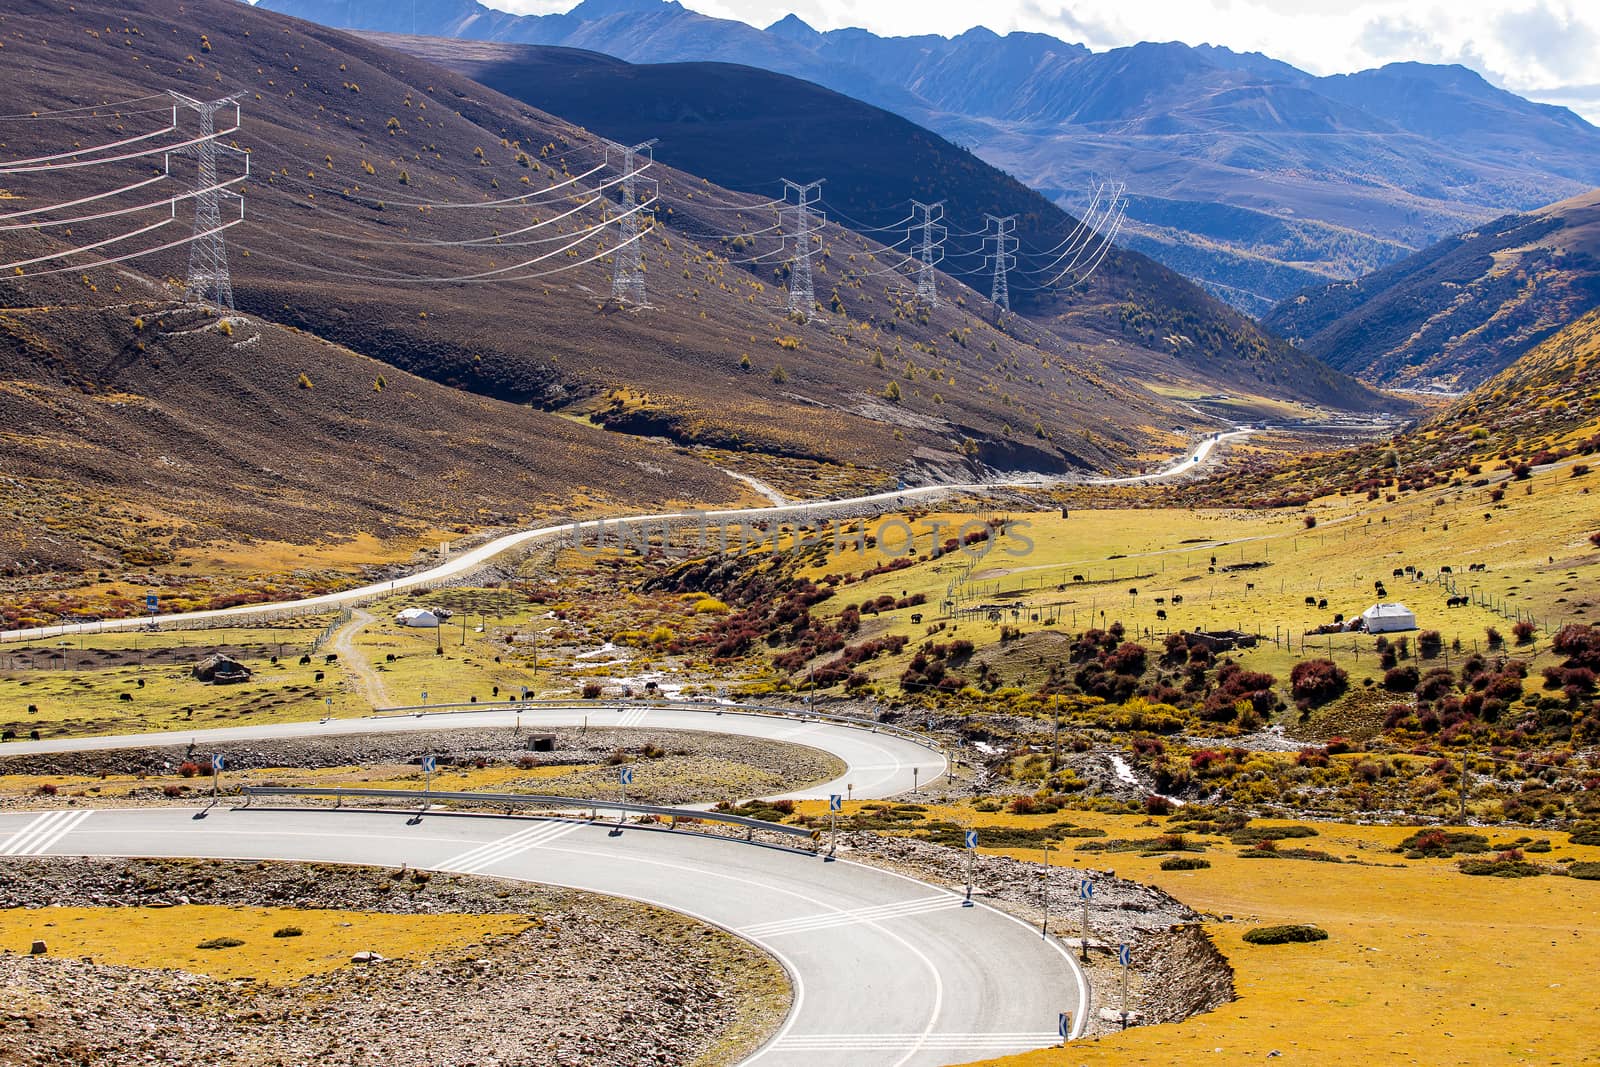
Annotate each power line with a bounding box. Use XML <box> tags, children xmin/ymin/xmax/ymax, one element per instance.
<box><xmin>982</xmin><ymin>213</ymin><xmax>1018</xmax><ymax>312</ymax></box>
<box><xmin>608</xmin><ymin>139</ymin><xmax>656</xmax><ymax>308</ymax></box>
<box><xmin>169</xmin><ymin>92</ymin><xmax>245</xmax><ymax>310</ymax></box>
<box><xmin>780</xmin><ymin>178</ymin><xmax>824</xmax><ymax>322</ymax></box>
<box><xmin>909</xmin><ymin>200</ymin><xmax>946</xmax><ymax>308</ymax></box>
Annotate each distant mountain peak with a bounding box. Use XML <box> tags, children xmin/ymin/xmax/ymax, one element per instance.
<box><xmin>569</xmin><ymin>0</ymin><xmax>681</xmax><ymax>19</ymax></box>
<box><xmin>765</xmin><ymin>12</ymin><xmax>822</xmax><ymax>43</ymax></box>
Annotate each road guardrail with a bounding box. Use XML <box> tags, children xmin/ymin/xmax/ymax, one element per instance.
<box><xmin>238</xmin><ymin>785</ymin><xmax>820</xmax><ymax>843</ymax></box>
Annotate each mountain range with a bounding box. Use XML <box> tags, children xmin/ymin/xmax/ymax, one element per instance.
<box><xmin>0</xmin><ymin>0</ymin><xmax>1393</xmax><ymax>580</ymax></box>
<box><xmin>261</xmin><ymin>0</ymin><xmax>1600</xmax><ymax>316</ymax></box>
<box><xmin>1265</xmin><ymin>189</ymin><xmax>1600</xmax><ymax>391</ymax></box>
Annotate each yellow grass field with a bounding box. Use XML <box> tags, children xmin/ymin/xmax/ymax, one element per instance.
<box><xmin>796</xmin><ymin>802</ymin><xmax>1600</xmax><ymax>1066</ymax></box>
<box><xmin>0</xmin><ymin>905</ymin><xmax>529</xmax><ymax>983</ymax></box>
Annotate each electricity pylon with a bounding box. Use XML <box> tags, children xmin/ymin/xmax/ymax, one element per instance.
<box><xmin>910</xmin><ymin>200</ymin><xmax>946</xmax><ymax>308</ymax></box>
<box><xmin>983</xmin><ymin>213</ymin><xmax>1018</xmax><ymax>312</ymax></box>
<box><xmin>780</xmin><ymin>179</ymin><xmax>824</xmax><ymax>322</ymax></box>
<box><xmin>608</xmin><ymin>138</ymin><xmax>657</xmax><ymax>307</ymax></box>
<box><xmin>169</xmin><ymin>92</ymin><xmax>242</xmax><ymax>310</ymax></box>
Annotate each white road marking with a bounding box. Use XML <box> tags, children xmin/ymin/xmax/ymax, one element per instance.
<box><xmin>773</xmin><ymin>1032</ymin><xmax>1060</xmax><ymax>1051</ymax></box>
<box><xmin>0</xmin><ymin>809</ymin><xmax>94</xmax><ymax>856</ymax></box>
<box><xmin>615</xmin><ymin>707</ymin><xmax>648</xmax><ymax>728</ymax></box>
<box><xmin>741</xmin><ymin>895</ymin><xmax>961</xmax><ymax>938</ymax></box>
<box><xmin>436</xmin><ymin>819</ymin><xmax>586</xmax><ymax>874</ymax></box>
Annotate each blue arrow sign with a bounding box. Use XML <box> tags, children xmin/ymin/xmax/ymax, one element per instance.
<box><xmin>1079</xmin><ymin>879</ymin><xmax>1093</xmax><ymax>901</ymax></box>
<box><xmin>212</xmin><ymin>755</ymin><xmax>225</xmax><ymax>772</ymax></box>
<box><xmin>964</xmin><ymin>830</ymin><xmax>978</xmax><ymax>849</ymax></box>
<box><xmin>829</xmin><ymin>794</ymin><xmax>842</xmax><ymax>812</ymax></box>
<box><xmin>619</xmin><ymin>766</ymin><xmax>634</xmax><ymax>786</ymax></box>
<box><xmin>1118</xmin><ymin>943</ymin><xmax>1131</xmax><ymax>967</ymax></box>
<box><xmin>422</xmin><ymin>756</ymin><xmax>436</xmax><ymax>773</ymax></box>
<box><xmin>1058</xmin><ymin>1012</ymin><xmax>1070</xmax><ymax>1038</ymax></box>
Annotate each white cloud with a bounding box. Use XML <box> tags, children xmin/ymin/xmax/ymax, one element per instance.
<box><xmin>484</xmin><ymin>0</ymin><xmax>1600</xmax><ymax>122</ymax></box>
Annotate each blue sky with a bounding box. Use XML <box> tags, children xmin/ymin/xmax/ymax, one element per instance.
<box><xmin>485</xmin><ymin>0</ymin><xmax>1600</xmax><ymax>122</ymax></box>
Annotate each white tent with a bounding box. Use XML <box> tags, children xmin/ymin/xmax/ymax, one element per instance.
<box><xmin>1361</xmin><ymin>602</ymin><xmax>1417</xmax><ymax>633</ymax></box>
<box><xmin>395</xmin><ymin>607</ymin><xmax>442</xmax><ymax>628</ymax></box>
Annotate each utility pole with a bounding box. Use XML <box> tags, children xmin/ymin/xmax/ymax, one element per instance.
<box><xmin>910</xmin><ymin>200</ymin><xmax>946</xmax><ymax>308</ymax></box>
<box><xmin>983</xmin><ymin>213</ymin><xmax>1017</xmax><ymax>312</ymax></box>
<box><xmin>168</xmin><ymin>92</ymin><xmax>245</xmax><ymax>310</ymax></box>
<box><xmin>780</xmin><ymin>179</ymin><xmax>824</xmax><ymax>322</ymax></box>
<box><xmin>608</xmin><ymin>139</ymin><xmax>657</xmax><ymax>308</ymax></box>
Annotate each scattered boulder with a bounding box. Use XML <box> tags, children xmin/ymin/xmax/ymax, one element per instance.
<box><xmin>29</xmin><ymin>940</ymin><xmax>46</xmax><ymax>956</ymax></box>
<box><xmin>350</xmin><ymin>950</ymin><xmax>386</xmax><ymax>965</ymax></box>
<box><xmin>192</xmin><ymin>654</ymin><xmax>252</xmax><ymax>685</ymax></box>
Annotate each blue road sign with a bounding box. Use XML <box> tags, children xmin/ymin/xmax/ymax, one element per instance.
<box><xmin>829</xmin><ymin>794</ymin><xmax>842</xmax><ymax>812</ymax></box>
<box><xmin>145</xmin><ymin>592</ymin><xmax>159</xmax><ymax>614</ymax></box>
<box><xmin>1079</xmin><ymin>879</ymin><xmax>1093</xmax><ymax>901</ymax></box>
<box><xmin>212</xmin><ymin>755</ymin><xmax>226</xmax><ymax>772</ymax></box>
<box><xmin>619</xmin><ymin>766</ymin><xmax>634</xmax><ymax>786</ymax></box>
<box><xmin>964</xmin><ymin>830</ymin><xmax>978</xmax><ymax>849</ymax></box>
<box><xmin>1058</xmin><ymin>1012</ymin><xmax>1070</xmax><ymax>1038</ymax></box>
<box><xmin>422</xmin><ymin>756</ymin><xmax>436</xmax><ymax>773</ymax></box>
<box><xmin>1118</xmin><ymin>944</ymin><xmax>1131</xmax><ymax>967</ymax></box>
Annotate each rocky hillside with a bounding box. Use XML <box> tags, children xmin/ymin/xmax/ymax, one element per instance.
<box><xmin>262</xmin><ymin>0</ymin><xmax>1600</xmax><ymax>316</ymax></box>
<box><xmin>1265</xmin><ymin>190</ymin><xmax>1600</xmax><ymax>390</ymax></box>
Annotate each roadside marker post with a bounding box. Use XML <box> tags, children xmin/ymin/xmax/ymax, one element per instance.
<box><xmin>828</xmin><ymin>794</ymin><xmax>842</xmax><ymax>856</ymax></box>
<box><xmin>1041</xmin><ymin>840</ymin><xmax>1051</xmax><ymax>937</ymax></box>
<box><xmin>964</xmin><ymin>830</ymin><xmax>978</xmax><ymax>904</ymax></box>
<box><xmin>211</xmin><ymin>754</ymin><xmax>226</xmax><ymax>800</ymax></box>
<box><xmin>1079</xmin><ymin>878</ymin><xmax>1093</xmax><ymax>962</ymax></box>
<box><xmin>422</xmin><ymin>755</ymin><xmax>436</xmax><ymax>810</ymax></box>
<box><xmin>1118</xmin><ymin>942</ymin><xmax>1132</xmax><ymax>1028</ymax></box>
<box><xmin>323</xmin><ymin>696</ymin><xmax>332</xmax><ymax>723</ymax></box>
<box><xmin>913</xmin><ymin>766</ymin><xmax>919</xmax><ymax>795</ymax></box>
<box><xmin>618</xmin><ymin>765</ymin><xmax>633</xmax><ymax>826</ymax></box>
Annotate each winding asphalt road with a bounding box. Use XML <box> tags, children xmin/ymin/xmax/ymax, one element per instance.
<box><xmin>0</xmin><ymin>706</ymin><xmax>1090</xmax><ymax>1062</ymax></box>
<box><xmin>0</xmin><ymin>428</ymin><xmax>1251</xmax><ymax>644</ymax></box>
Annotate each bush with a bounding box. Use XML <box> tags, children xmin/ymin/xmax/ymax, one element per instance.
<box><xmin>1512</xmin><ymin>621</ymin><xmax>1535</xmax><ymax>646</ymax></box>
<box><xmin>34</xmin><ymin>783</ymin><xmax>57</xmax><ymax>797</ymax></box>
<box><xmin>1382</xmin><ymin>664</ymin><xmax>1420</xmax><ymax>692</ymax></box>
<box><xmin>1568</xmin><ymin>862</ymin><xmax>1600</xmax><ymax>880</ymax></box>
<box><xmin>1290</xmin><ymin>659</ymin><xmax>1347</xmax><ymax>705</ymax></box>
<box><xmin>196</xmin><ymin>937</ymin><xmax>244</xmax><ymax>950</ymax></box>
<box><xmin>272</xmin><ymin>926</ymin><xmax>304</xmax><ymax>938</ymax></box>
<box><xmin>1397</xmin><ymin>829</ymin><xmax>1489</xmax><ymax>857</ymax></box>
<box><xmin>1458</xmin><ymin>857</ymin><xmax>1544</xmax><ymax>877</ymax></box>
<box><xmin>177</xmin><ymin>761</ymin><xmax>200</xmax><ymax>778</ymax></box>
<box><xmin>1159</xmin><ymin>856</ymin><xmax>1210</xmax><ymax>871</ymax></box>
<box><xmin>1243</xmin><ymin>924</ymin><xmax>1328</xmax><ymax>945</ymax></box>
<box><xmin>580</xmin><ymin>682</ymin><xmax>603</xmax><ymax>699</ymax></box>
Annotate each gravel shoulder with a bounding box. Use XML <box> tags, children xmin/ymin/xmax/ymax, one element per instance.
<box><xmin>0</xmin><ymin>857</ymin><xmax>789</xmax><ymax>1067</ymax></box>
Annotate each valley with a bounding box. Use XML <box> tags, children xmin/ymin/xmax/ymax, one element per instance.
<box><xmin>2</xmin><ymin>1</ymin><xmax>1597</xmax><ymax>1065</ymax></box>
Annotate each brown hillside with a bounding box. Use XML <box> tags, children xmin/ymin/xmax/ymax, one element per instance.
<box><xmin>0</xmin><ymin>267</ymin><xmax>745</xmax><ymax>586</ymax></box>
<box><xmin>1</xmin><ymin>0</ymin><xmax>1198</xmax><ymax>488</ymax></box>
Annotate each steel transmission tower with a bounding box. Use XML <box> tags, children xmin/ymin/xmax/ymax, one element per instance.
<box><xmin>983</xmin><ymin>213</ymin><xmax>1018</xmax><ymax>312</ymax></box>
<box><xmin>169</xmin><ymin>92</ymin><xmax>243</xmax><ymax>310</ymax></box>
<box><xmin>780</xmin><ymin>179</ymin><xmax>824</xmax><ymax>321</ymax></box>
<box><xmin>910</xmin><ymin>200</ymin><xmax>946</xmax><ymax>308</ymax></box>
<box><xmin>608</xmin><ymin>139</ymin><xmax>657</xmax><ymax>308</ymax></box>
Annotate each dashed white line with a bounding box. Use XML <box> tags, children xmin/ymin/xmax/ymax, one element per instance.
<box><xmin>0</xmin><ymin>809</ymin><xmax>94</xmax><ymax>856</ymax></box>
<box><xmin>436</xmin><ymin>819</ymin><xmax>586</xmax><ymax>875</ymax></box>
<box><xmin>741</xmin><ymin>894</ymin><xmax>962</xmax><ymax>938</ymax></box>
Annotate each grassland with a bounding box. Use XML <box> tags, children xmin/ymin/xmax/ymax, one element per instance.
<box><xmin>788</xmin><ymin>800</ymin><xmax>1600</xmax><ymax>1066</ymax></box>
<box><xmin>0</xmin><ymin>905</ymin><xmax>528</xmax><ymax>983</ymax></box>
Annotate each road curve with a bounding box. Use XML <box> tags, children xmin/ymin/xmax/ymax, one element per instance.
<box><xmin>0</xmin><ymin>805</ymin><xmax>1089</xmax><ymax>1064</ymax></box>
<box><xmin>0</xmin><ymin>704</ymin><xmax>948</xmax><ymax>803</ymax></box>
<box><xmin>0</xmin><ymin>428</ymin><xmax>1249</xmax><ymax>644</ymax></box>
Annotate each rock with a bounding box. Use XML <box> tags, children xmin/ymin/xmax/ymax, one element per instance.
<box><xmin>190</xmin><ymin>654</ymin><xmax>252</xmax><ymax>685</ymax></box>
<box><xmin>29</xmin><ymin>940</ymin><xmax>46</xmax><ymax>955</ymax></box>
<box><xmin>350</xmin><ymin>951</ymin><xmax>385</xmax><ymax>965</ymax></box>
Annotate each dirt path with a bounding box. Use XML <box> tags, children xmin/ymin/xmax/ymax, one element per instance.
<box><xmin>329</xmin><ymin>609</ymin><xmax>388</xmax><ymax>710</ymax></box>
